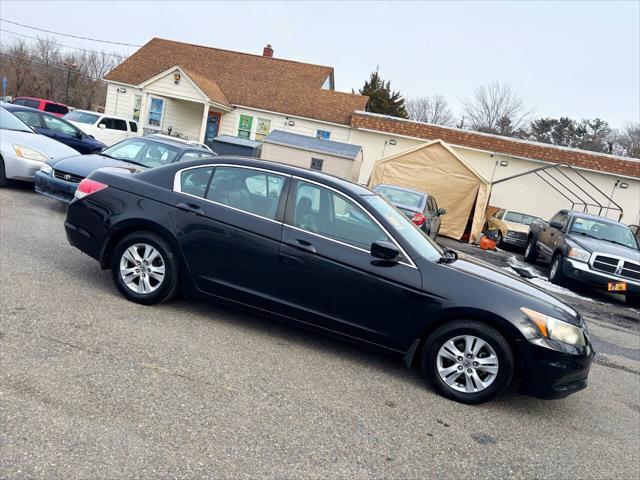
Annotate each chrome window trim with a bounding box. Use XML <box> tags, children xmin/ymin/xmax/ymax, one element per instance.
<box><xmin>173</xmin><ymin>164</ymin><xmax>290</xmax><ymax>224</ymax></box>
<box><xmin>291</xmin><ymin>175</ymin><xmax>417</xmax><ymax>269</ymax></box>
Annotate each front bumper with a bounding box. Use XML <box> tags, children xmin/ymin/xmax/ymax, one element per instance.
<box><xmin>564</xmin><ymin>258</ymin><xmax>640</xmax><ymax>295</ymax></box>
<box><xmin>1</xmin><ymin>151</ymin><xmax>45</xmax><ymax>182</ymax></box>
<box><xmin>34</xmin><ymin>171</ymin><xmax>77</xmax><ymax>203</ymax></box>
<box><xmin>517</xmin><ymin>337</ymin><xmax>595</xmax><ymax>399</ymax></box>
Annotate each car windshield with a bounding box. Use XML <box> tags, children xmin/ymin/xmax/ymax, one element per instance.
<box><xmin>504</xmin><ymin>211</ymin><xmax>539</xmax><ymax>225</ymax></box>
<box><xmin>101</xmin><ymin>138</ymin><xmax>180</xmax><ymax>168</ymax></box>
<box><xmin>570</xmin><ymin>217</ymin><xmax>639</xmax><ymax>250</ymax></box>
<box><xmin>0</xmin><ymin>107</ymin><xmax>33</xmax><ymax>132</ymax></box>
<box><xmin>64</xmin><ymin>111</ymin><xmax>100</xmax><ymax>124</ymax></box>
<box><xmin>374</xmin><ymin>185</ymin><xmax>424</xmax><ymax>209</ymax></box>
<box><xmin>364</xmin><ymin>194</ymin><xmax>444</xmax><ymax>261</ymax></box>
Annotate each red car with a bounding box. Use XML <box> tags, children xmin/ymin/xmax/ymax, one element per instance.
<box><xmin>12</xmin><ymin>97</ymin><xmax>69</xmax><ymax>117</ymax></box>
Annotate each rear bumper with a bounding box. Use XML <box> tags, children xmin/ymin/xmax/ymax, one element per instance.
<box><xmin>517</xmin><ymin>338</ymin><xmax>595</xmax><ymax>399</ymax></box>
<box><xmin>502</xmin><ymin>233</ymin><xmax>528</xmax><ymax>247</ymax></box>
<box><xmin>34</xmin><ymin>171</ymin><xmax>77</xmax><ymax>203</ymax></box>
<box><xmin>564</xmin><ymin>258</ymin><xmax>640</xmax><ymax>295</ymax></box>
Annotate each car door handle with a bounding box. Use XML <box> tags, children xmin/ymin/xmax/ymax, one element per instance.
<box><xmin>176</xmin><ymin>202</ymin><xmax>204</xmax><ymax>216</ymax></box>
<box><xmin>290</xmin><ymin>239</ymin><xmax>316</xmax><ymax>254</ymax></box>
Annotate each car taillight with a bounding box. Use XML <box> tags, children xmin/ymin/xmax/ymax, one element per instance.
<box><xmin>411</xmin><ymin>212</ymin><xmax>426</xmax><ymax>226</ymax></box>
<box><xmin>75</xmin><ymin>178</ymin><xmax>108</xmax><ymax>200</ymax></box>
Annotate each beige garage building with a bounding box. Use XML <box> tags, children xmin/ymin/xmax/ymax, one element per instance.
<box><xmin>261</xmin><ymin>130</ymin><xmax>363</xmax><ymax>181</ymax></box>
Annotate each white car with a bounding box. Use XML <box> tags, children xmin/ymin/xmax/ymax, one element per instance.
<box><xmin>64</xmin><ymin>110</ymin><xmax>139</xmax><ymax>146</ymax></box>
<box><xmin>0</xmin><ymin>106</ymin><xmax>78</xmax><ymax>185</ymax></box>
<box><xmin>146</xmin><ymin>134</ymin><xmax>216</xmax><ymax>154</ymax></box>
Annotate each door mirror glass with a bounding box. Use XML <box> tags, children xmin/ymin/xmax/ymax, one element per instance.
<box><xmin>550</xmin><ymin>221</ymin><xmax>563</xmax><ymax>230</ymax></box>
<box><xmin>371</xmin><ymin>241</ymin><xmax>400</xmax><ymax>261</ymax></box>
<box><xmin>438</xmin><ymin>208</ymin><xmax>446</xmax><ymax>216</ymax></box>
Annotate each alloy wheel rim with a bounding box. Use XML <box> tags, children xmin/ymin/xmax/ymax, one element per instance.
<box><xmin>119</xmin><ymin>243</ymin><xmax>165</xmax><ymax>294</ymax></box>
<box><xmin>525</xmin><ymin>243</ymin><xmax>531</xmax><ymax>256</ymax></box>
<box><xmin>436</xmin><ymin>335</ymin><xmax>499</xmax><ymax>393</ymax></box>
<box><xmin>550</xmin><ymin>258</ymin><xmax>559</xmax><ymax>278</ymax></box>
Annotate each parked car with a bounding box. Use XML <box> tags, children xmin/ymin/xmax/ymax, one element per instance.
<box><xmin>487</xmin><ymin>209</ymin><xmax>540</xmax><ymax>248</ymax></box>
<box><xmin>525</xmin><ymin>210</ymin><xmax>640</xmax><ymax>306</ymax></box>
<box><xmin>12</xmin><ymin>96</ymin><xmax>70</xmax><ymax>117</ymax></box>
<box><xmin>4</xmin><ymin>104</ymin><xmax>106</xmax><ymax>154</ymax></box>
<box><xmin>0</xmin><ymin>106</ymin><xmax>78</xmax><ymax>186</ymax></box>
<box><xmin>372</xmin><ymin>184</ymin><xmax>445</xmax><ymax>239</ymax></box>
<box><xmin>35</xmin><ymin>135</ymin><xmax>217</xmax><ymax>202</ymax></box>
<box><xmin>146</xmin><ymin>134</ymin><xmax>216</xmax><ymax>153</ymax></box>
<box><xmin>65</xmin><ymin>157</ymin><xmax>594</xmax><ymax>404</ymax></box>
<box><xmin>64</xmin><ymin>110</ymin><xmax>139</xmax><ymax>146</ymax></box>
<box><xmin>630</xmin><ymin>224</ymin><xmax>640</xmax><ymax>242</ymax></box>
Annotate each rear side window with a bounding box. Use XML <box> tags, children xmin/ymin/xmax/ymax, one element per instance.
<box><xmin>180</xmin><ymin>167</ymin><xmax>213</xmax><ymax>198</ymax></box>
<box><xmin>12</xmin><ymin>111</ymin><xmax>43</xmax><ymax>128</ymax></box>
<box><xmin>44</xmin><ymin>103</ymin><xmax>69</xmax><ymax>115</ymax></box>
<box><xmin>14</xmin><ymin>98</ymin><xmax>40</xmax><ymax>109</ymax></box>
<box><xmin>129</xmin><ymin>121</ymin><xmax>138</xmax><ymax>133</ymax></box>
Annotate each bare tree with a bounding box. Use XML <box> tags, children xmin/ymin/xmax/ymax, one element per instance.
<box><xmin>612</xmin><ymin>123</ymin><xmax>640</xmax><ymax>158</ymax></box>
<box><xmin>461</xmin><ymin>81</ymin><xmax>533</xmax><ymax>136</ymax></box>
<box><xmin>406</xmin><ymin>94</ymin><xmax>455</xmax><ymax>126</ymax></box>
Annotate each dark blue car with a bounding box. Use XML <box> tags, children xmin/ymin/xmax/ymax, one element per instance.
<box><xmin>35</xmin><ymin>136</ymin><xmax>217</xmax><ymax>202</ymax></box>
<box><xmin>3</xmin><ymin>104</ymin><xmax>106</xmax><ymax>154</ymax></box>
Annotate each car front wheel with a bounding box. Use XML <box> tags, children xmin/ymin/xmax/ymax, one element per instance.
<box><xmin>549</xmin><ymin>254</ymin><xmax>567</xmax><ymax>286</ymax></box>
<box><xmin>111</xmin><ymin>232</ymin><xmax>179</xmax><ymax>305</ymax></box>
<box><xmin>422</xmin><ymin>320</ymin><xmax>514</xmax><ymax>404</ymax></box>
<box><xmin>524</xmin><ymin>237</ymin><xmax>538</xmax><ymax>263</ymax></box>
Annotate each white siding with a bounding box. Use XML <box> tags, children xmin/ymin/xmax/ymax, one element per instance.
<box><xmin>261</xmin><ymin>143</ymin><xmax>357</xmax><ymax>180</ymax></box>
<box><xmin>157</xmin><ymin>98</ymin><xmax>205</xmax><ymax>140</ymax></box>
<box><xmin>104</xmin><ymin>83</ymin><xmax>141</xmax><ymax>120</ymax></box>
<box><xmin>144</xmin><ymin>71</ymin><xmax>206</xmax><ymax>103</ymax></box>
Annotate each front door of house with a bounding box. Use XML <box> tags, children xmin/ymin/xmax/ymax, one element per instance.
<box><xmin>204</xmin><ymin>111</ymin><xmax>221</xmax><ymax>148</ymax></box>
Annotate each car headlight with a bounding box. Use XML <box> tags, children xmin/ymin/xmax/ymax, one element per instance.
<box><xmin>13</xmin><ymin>144</ymin><xmax>48</xmax><ymax>162</ymax></box>
<box><xmin>506</xmin><ymin>230</ymin><xmax>515</xmax><ymax>237</ymax></box>
<box><xmin>568</xmin><ymin>247</ymin><xmax>590</xmax><ymax>262</ymax></box>
<box><xmin>521</xmin><ymin>307</ymin><xmax>586</xmax><ymax>346</ymax></box>
<box><xmin>40</xmin><ymin>163</ymin><xmax>53</xmax><ymax>175</ymax></box>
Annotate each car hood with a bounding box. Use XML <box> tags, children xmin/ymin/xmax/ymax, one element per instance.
<box><xmin>48</xmin><ymin>154</ymin><xmax>146</xmax><ymax>177</ymax></box>
<box><xmin>568</xmin><ymin>234</ymin><xmax>640</xmax><ymax>259</ymax></box>
<box><xmin>447</xmin><ymin>253</ymin><xmax>580</xmax><ymax>321</ymax></box>
<box><xmin>1</xmin><ymin>129</ymin><xmax>78</xmax><ymax>159</ymax></box>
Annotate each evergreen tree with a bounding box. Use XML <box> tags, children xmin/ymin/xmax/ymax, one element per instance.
<box><xmin>359</xmin><ymin>67</ymin><xmax>408</xmax><ymax>118</ymax></box>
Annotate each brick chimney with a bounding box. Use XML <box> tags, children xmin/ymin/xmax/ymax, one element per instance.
<box><xmin>263</xmin><ymin>44</ymin><xmax>274</xmax><ymax>58</ymax></box>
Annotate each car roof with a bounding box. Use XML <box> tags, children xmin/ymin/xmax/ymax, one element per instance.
<box><xmin>373</xmin><ymin>183</ymin><xmax>428</xmax><ymax>197</ymax></box>
<box><xmin>128</xmin><ymin>135</ymin><xmax>209</xmax><ymax>151</ymax></box>
<box><xmin>139</xmin><ymin>156</ymin><xmax>373</xmax><ymax>196</ymax></box>
<box><xmin>14</xmin><ymin>96</ymin><xmax>68</xmax><ymax>107</ymax></box>
<box><xmin>3</xmin><ymin>103</ymin><xmax>69</xmax><ymax>118</ymax></box>
<box><xmin>71</xmin><ymin>109</ymin><xmax>136</xmax><ymax>122</ymax></box>
<box><xmin>564</xmin><ymin>210</ymin><xmax>625</xmax><ymax>224</ymax></box>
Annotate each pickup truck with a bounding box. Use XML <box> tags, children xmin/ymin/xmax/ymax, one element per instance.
<box><xmin>525</xmin><ymin>210</ymin><xmax>640</xmax><ymax>307</ymax></box>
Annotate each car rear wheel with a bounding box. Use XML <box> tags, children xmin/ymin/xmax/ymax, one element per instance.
<box><xmin>549</xmin><ymin>254</ymin><xmax>567</xmax><ymax>286</ymax></box>
<box><xmin>626</xmin><ymin>295</ymin><xmax>640</xmax><ymax>308</ymax></box>
<box><xmin>422</xmin><ymin>320</ymin><xmax>514</xmax><ymax>404</ymax></box>
<box><xmin>524</xmin><ymin>237</ymin><xmax>538</xmax><ymax>263</ymax></box>
<box><xmin>111</xmin><ymin>232</ymin><xmax>179</xmax><ymax>305</ymax></box>
<box><xmin>0</xmin><ymin>157</ymin><xmax>8</xmax><ymax>187</ymax></box>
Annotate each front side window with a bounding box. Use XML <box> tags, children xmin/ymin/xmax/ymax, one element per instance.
<box><xmin>147</xmin><ymin>97</ymin><xmax>164</xmax><ymax>127</ymax></box>
<box><xmin>291</xmin><ymin>181</ymin><xmax>390</xmax><ymax>250</ymax></box>
<box><xmin>64</xmin><ymin>111</ymin><xmax>100</xmax><ymax>124</ymax></box>
<box><xmin>42</xmin><ymin>115</ymin><xmax>78</xmax><ymax>135</ymax></box>
<box><xmin>237</xmin><ymin>115</ymin><xmax>253</xmax><ymax>139</ymax></box>
<box><xmin>310</xmin><ymin>158</ymin><xmax>324</xmax><ymax>171</ymax></box>
<box><xmin>180</xmin><ymin>167</ymin><xmax>213</xmax><ymax>198</ymax></box>
<box><xmin>12</xmin><ymin>110</ymin><xmax>43</xmax><ymax>129</ymax></box>
<box><xmin>206</xmin><ymin>167</ymin><xmax>285</xmax><ymax>220</ymax></box>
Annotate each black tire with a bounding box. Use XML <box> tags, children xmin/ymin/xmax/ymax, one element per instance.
<box><xmin>110</xmin><ymin>231</ymin><xmax>179</xmax><ymax>305</ymax></box>
<box><xmin>524</xmin><ymin>237</ymin><xmax>538</xmax><ymax>263</ymax></box>
<box><xmin>0</xmin><ymin>157</ymin><xmax>8</xmax><ymax>188</ymax></box>
<box><xmin>549</xmin><ymin>254</ymin><xmax>567</xmax><ymax>286</ymax></box>
<box><xmin>421</xmin><ymin>320</ymin><xmax>514</xmax><ymax>404</ymax></box>
<box><xmin>497</xmin><ymin>231</ymin><xmax>504</xmax><ymax>247</ymax></box>
<box><xmin>626</xmin><ymin>295</ymin><xmax>640</xmax><ymax>308</ymax></box>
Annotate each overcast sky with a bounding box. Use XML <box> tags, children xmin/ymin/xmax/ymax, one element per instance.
<box><xmin>1</xmin><ymin>0</ymin><xmax>638</xmax><ymax>127</ymax></box>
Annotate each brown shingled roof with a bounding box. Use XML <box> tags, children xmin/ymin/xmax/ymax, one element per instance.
<box><xmin>105</xmin><ymin>38</ymin><xmax>368</xmax><ymax>125</ymax></box>
<box><xmin>351</xmin><ymin>112</ymin><xmax>640</xmax><ymax>178</ymax></box>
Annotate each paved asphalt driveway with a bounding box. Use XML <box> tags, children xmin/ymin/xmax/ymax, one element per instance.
<box><xmin>1</xmin><ymin>184</ymin><xmax>639</xmax><ymax>479</ymax></box>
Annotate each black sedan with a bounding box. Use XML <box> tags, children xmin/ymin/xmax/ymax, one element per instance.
<box><xmin>35</xmin><ymin>136</ymin><xmax>217</xmax><ymax>203</ymax></box>
<box><xmin>64</xmin><ymin>157</ymin><xmax>594</xmax><ymax>404</ymax></box>
<box><xmin>3</xmin><ymin>103</ymin><xmax>106</xmax><ymax>154</ymax></box>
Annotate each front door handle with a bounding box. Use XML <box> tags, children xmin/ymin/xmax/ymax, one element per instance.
<box><xmin>176</xmin><ymin>202</ymin><xmax>204</xmax><ymax>216</ymax></box>
<box><xmin>291</xmin><ymin>239</ymin><xmax>316</xmax><ymax>254</ymax></box>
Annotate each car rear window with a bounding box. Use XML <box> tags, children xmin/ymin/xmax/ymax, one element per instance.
<box><xmin>504</xmin><ymin>212</ymin><xmax>538</xmax><ymax>225</ymax></box>
<box><xmin>65</xmin><ymin>111</ymin><xmax>100</xmax><ymax>124</ymax></box>
<box><xmin>43</xmin><ymin>103</ymin><xmax>69</xmax><ymax>115</ymax></box>
<box><xmin>374</xmin><ymin>185</ymin><xmax>424</xmax><ymax>209</ymax></box>
<box><xmin>14</xmin><ymin>98</ymin><xmax>40</xmax><ymax>109</ymax></box>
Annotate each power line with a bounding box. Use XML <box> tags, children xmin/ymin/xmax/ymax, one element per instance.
<box><xmin>0</xmin><ymin>18</ymin><xmax>142</xmax><ymax>48</ymax></box>
<box><xmin>0</xmin><ymin>28</ymin><xmax>124</xmax><ymax>58</ymax></box>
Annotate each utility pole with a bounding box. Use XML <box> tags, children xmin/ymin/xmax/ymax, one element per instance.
<box><xmin>63</xmin><ymin>61</ymin><xmax>78</xmax><ymax>105</ymax></box>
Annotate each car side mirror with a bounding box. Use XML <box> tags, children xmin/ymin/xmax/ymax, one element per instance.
<box><xmin>438</xmin><ymin>208</ymin><xmax>446</xmax><ymax>216</ymax></box>
<box><xmin>98</xmin><ymin>123</ymin><xmax>106</xmax><ymax>129</ymax></box>
<box><xmin>549</xmin><ymin>221</ymin><xmax>563</xmax><ymax>230</ymax></box>
<box><xmin>75</xmin><ymin>131</ymin><xmax>83</xmax><ymax>139</ymax></box>
<box><xmin>371</xmin><ymin>241</ymin><xmax>400</xmax><ymax>261</ymax></box>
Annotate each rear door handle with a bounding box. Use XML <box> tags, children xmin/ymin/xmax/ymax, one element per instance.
<box><xmin>290</xmin><ymin>239</ymin><xmax>316</xmax><ymax>254</ymax></box>
<box><xmin>176</xmin><ymin>202</ymin><xmax>204</xmax><ymax>216</ymax></box>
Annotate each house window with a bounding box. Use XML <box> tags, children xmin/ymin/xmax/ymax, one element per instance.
<box><xmin>237</xmin><ymin>114</ymin><xmax>253</xmax><ymax>139</ymax></box>
<box><xmin>255</xmin><ymin>118</ymin><xmax>271</xmax><ymax>142</ymax></box>
<box><xmin>132</xmin><ymin>94</ymin><xmax>142</xmax><ymax>122</ymax></box>
<box><xmin>147</xmin><ymin>97</ymin><xmax>164</xmax><ymax>127</ymax></box>
<box><xmin>316</xmin><ymin>129</ymin><xmax>331</xmax><ymax>139</ymax></box>
<box><xmin>310</xmin><ymin>158</ymin><xmax>324</xmax><ymax>171</ymax></box>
